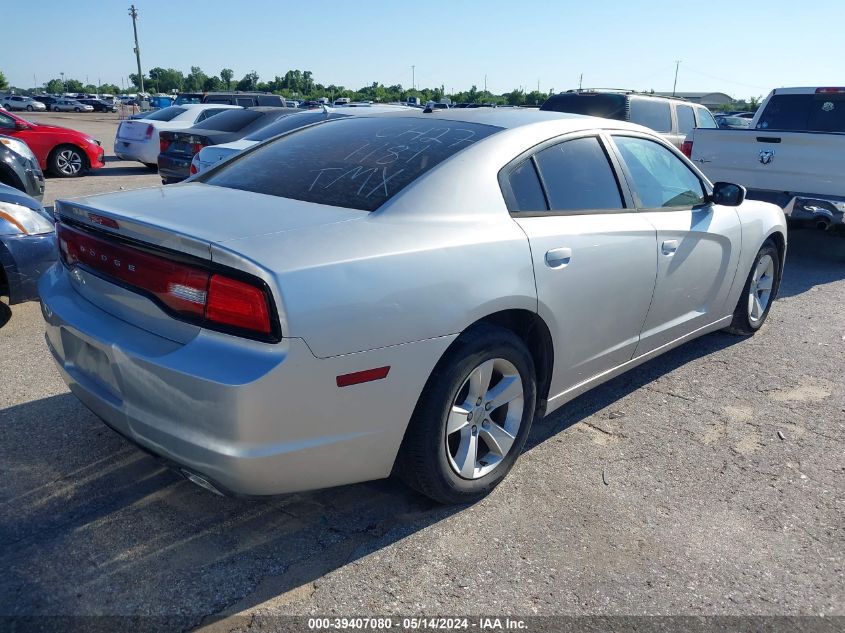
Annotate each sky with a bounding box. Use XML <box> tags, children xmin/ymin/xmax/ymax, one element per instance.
<box><xmin>4</xmin><ymin>0</ymin><xmax>844</xmax><ymax>99</ymax></box>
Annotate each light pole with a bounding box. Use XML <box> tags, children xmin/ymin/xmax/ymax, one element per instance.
<box><xmin>129</xmin><ymin>5</ymin><xmax>144</xmax><ymax>93</ymax></box>
<box><xmin>60</xmin><ymin>72</ymin><xmax>65</xmax><ymax>93</ymax></box>
<box><xmin>411</xmin><ymin>65</ymin><xmax>415</xmax><ymax>92</ymax></box>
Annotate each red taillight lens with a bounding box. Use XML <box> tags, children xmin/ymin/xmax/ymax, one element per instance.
<box><xmin>145</xmin><ymin>124</ymin><xmax>154</xmax><ymax>139</ymax></box>
<box><xmin>206</xmin><ymin>275</ymin><xmax>271</xmax><ymax>334</ymax></box>
<box><xmin>681</xmin><ymin>140</ymin><xmax>693</xmax><ymax>158</ymax></box>
<box><xmin>815</xmin><ymin>87</ymin><xmax>845</xmax><ymax>94</ymax></box>
<box><xmin>189</xmin><ymin>162</ymin><xmax>198</xmax><ymax>175</ymax></box>
<box><xmin>57</xmin><ymin>222</ymin><xmax>275</xmax><ymax>339</ymax></box>
<box><xmin>190</xmin><ymin>141</ymin><xmax>205</xmax><ymax>156</ymax></box>
<box><xmin>160</xmin><ymin>138</ymin><xmax>170</xmax><ymax>153</ymax></box>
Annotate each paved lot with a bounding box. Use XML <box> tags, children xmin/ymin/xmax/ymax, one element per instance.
<box><xmin>0</xmin><ymin>113</ymin><xmax>843</xmax><ymax>631</ymax></box>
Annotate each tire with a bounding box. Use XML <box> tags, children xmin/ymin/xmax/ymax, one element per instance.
<box><xmin>726</xmin><ymin>240</ymin><xmax>780</xmax><ymax>335</ymax></box>
<box><xmin>143</xmin><ymin>163</ymin><xmax>158</xmax><ymax>171</ymax></box>
<box><xmin>396</xmin><ymin>324</ymin><xmax>537</xmax><ymax>504</ymax></box>
<box><xmin>26</xmin><ymin>105</ymin><xmax>34</xmax><ymax>112</ymax></box>
<box><xmin>53</xmin><ymin>106</ymin><xmax>60</xmax><ymax>112</ymax></box>
<box><xmin>74</xmin><ymin>107</ymin><xmax>81</xmax><ymax>112</ymax></box>
<box><xmin>48</xmin><ymin>145</ymin><xmax>87</xmax><ymax>178</ymax></box>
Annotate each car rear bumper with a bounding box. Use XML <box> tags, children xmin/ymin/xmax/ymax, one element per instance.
<box><xmin>0</xmin><ymin>232</ymin><xmax>57</xmax><ymax>304</ymax></box>
<box><xmin>157</xmin><ymin>153</ymin><xmax>192</xmax><ymax>184</ymax></box>
<box><xmin>747</xmin><ymin>189</ymin><xmax>845</xmax><ymax>228</ymax></box>
<box><xmin>114</xmin><ymin>138</ymin><xmax>158</xmax><ymax>165</ymax></box>
<box><xmin>38</xmin><ymin>263</ymin><xmax>452</xmax><ymax>496</ymax></box>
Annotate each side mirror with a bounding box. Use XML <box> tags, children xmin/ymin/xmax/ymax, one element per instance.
<box><xmin>15</xmin><ymin>121</ymin><xmax>30</xmax><ymax>131</ymax></box>
<box><xmin>711</xmin><ymin>182</ymin><xmax>746</xmax><ymax>207</ymax></box>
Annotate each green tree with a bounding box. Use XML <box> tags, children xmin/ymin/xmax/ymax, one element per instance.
<box><xmin>147</xmin><ymin>67</ymin><xmax>185</xmax><ymax>93</ymax></box>
<box><xmin>185</xmin><ymin>66</ymin><xmax>207</xmax><ymax>91</ymax></box>
<box><xmin>65</xmin><ymin>79</ymin><xmax>84</xmax><ymax>93</ymax></box>
<box><xmin>99</xmin><ymin>83</ymin><xmax>121</xmax><ymax>95</ymax></box>
<box><xmin>236</xmin><ymin>71</ymin><xmax>259</xmax><ymax>91</ymax></box>
<box><xmin>220</xmin><ymin>68</ymin><xmax>234</xmax><ymax>90</ymax></box>
<box><xmin>128</xmin><ymin>73</ymin><xmax>147</xmax><ymax>91</ymax></box>
<box><xmin>203</xmin><ymin>75</ymin><xmax>222</xmax><ymax>91</ymax></box>
<box><xmin>45</xmin><ymin>78</ymin><xmax>65</xmax><ymax>94</ymax></box>
<box><xmin>0</xmin><ymin>71</ymin><xmax>8</xmax><ymax>91</ymax></box>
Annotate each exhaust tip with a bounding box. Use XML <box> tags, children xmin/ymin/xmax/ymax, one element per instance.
<box><xmin>180</xmin><ymin>469</ymin><xmax>225</xmax><ymax>496</ymax></box>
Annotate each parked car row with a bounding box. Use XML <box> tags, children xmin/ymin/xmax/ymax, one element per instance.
<box><xmin>0</xmin><ymin>95</ymin><xmax>47</xmax><ymax>112</ymax></box>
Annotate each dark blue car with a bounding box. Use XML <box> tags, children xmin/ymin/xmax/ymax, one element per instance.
<box><xmin>0</xmin><ymin>183</ymin><xmax>56</xmax><ymax>305</ymax></box>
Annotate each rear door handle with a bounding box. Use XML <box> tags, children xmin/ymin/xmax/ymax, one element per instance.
<box><xmin>545</xmin><ymin>247</ymin><xmax>572</xmax><ymax>268</ymax></box>
<box><xmin>661</xmin><ymin>240</ymin><xmax>678</xmax><ymax>255</ymax></box>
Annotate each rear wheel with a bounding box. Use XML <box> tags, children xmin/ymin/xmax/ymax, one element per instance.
<box><xmin>49</xmin><ymin>145</ymin><xmax>87</xmax><ymax>177</ymax></box>
<box><xmin>26</xmin><ymin>105</ymin><xmax>34</xmax><ymax>112</ymax></box>
<box><xmin>726</xmin><ymin>240</ymin><xmax>780</xmax><ymax>335</ymax></box>
<box><xmin>397</xmin><ymin>325</ymin><xmax>537</xmax><ymax>504</ymax></box>
<box><xmin>74</xmin><ymin>107</ymin><xmax>81</xmax><ymax>112</ymax></box>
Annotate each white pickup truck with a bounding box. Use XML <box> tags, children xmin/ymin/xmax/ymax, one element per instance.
<box><xmin>683</xmin><ymin>87</ymin><xmax>845</xmax><ymax>229</ymax></box>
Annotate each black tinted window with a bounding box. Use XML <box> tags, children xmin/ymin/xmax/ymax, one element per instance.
<box><xmin>245</xmin><ymin>111</ymin><xmax>346</xmax><ymax>142</ymax></box>
<box><xmin>629</xmin><ymin>99</ymin><xmax>672</xmax><ymax>132</ymax></box>
<box><xmin>142</xmin><ymin>106</ymin><xmax>187</xmax><ymax>122</ymax></box>
<box><xmin>676</xmin><ymin>105</ymin><xmax>696</xmax><ymax>135</ymax></box>
<box><xmin>614</xmin><ymin>136</ymin><xmax>704</xmax><ymax>208</ymax></box>
<box><xmin>807</xmin><ymin>94</ymin><xmax>845</xmax><ymax>132</ymax></box>
<box><xmin>540</xmin><ymin>93</ymin><xmax>627</xmax><ymax>120</ymax></box>
<box><xmin>506</xmin><ymin>160</ymin><xmax>547</xmax><ymax>212</ymax></box>
<box><xmin>194</xmin><ymin>109</ymin><xmax>261</xmax><ymax>131</ymax></box>
<box><xmin>534</xmin><ymin>137</ymin><xmax>623</xmax><ymax>211</ymax></box>
<box><xmin>756</xmin><ymin>95</ymin><xmax>809</xmax><ymax>130</ymax></box>
<box><xmin>202</xmin><ymin>117</ymin><xmax>499</xmax><ymax>211</ymax></box>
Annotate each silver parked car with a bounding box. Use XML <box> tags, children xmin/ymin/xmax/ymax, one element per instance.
<box><xmin>39</xmin><ymin>110</ymin><xmax>786</xmax><ymax>503</ymax></box>
<box><xmin>50</xmin><ymin>98</ymin><xmax>94</xmax><ymax>113</ymax></box>
<box><xmin>0</xmin><ymin>95</ymin><xmax>47</xmax><ymax>112</ymax></box>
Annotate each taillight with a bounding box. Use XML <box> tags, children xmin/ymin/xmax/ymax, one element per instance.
<box><xmin>206</xmin><ymin>275</ymin><xmax>271</xmax><ymax>334</ymax></box>
<box><xmin>681</xmin><ymin>140</ymin><xmax>693</xmax><ymax>158</ymax></box>
<box><xmin>189</xmin><ymin>162</ymin><xmax>198</xmax><ymax>175</ymax></box>
<box><xmin>189</xmin><ymin>138</ymin><xmax>207</xmax><ymax>156</ymax></box>
<box><xmin>57</xmin><ymin>222</ymin><xmax>276</xmax><ymax>340</ymax></box>
<box><xmin>815</xmin><ymin>87</ymin><xmax>845</xmax><ymax>94</ymax></box>
<box><xmin>144</xmin><ymin>124</ymin><xmax>154</xmax><ymax>139</ymax></box>
<box><xmin>160</xmin><ymin>138</ymin><xmax>170</xmax><ymax>153</ymax></box>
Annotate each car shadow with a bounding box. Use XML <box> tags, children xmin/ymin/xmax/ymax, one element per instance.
<box><xmin>778</xmin><ymin>228</ymin><xmax>845</xmax><ymax>299</ymax></box>
<box><xmin>0</xmin><ymin>301</ymin><xmax>10</xmax><ymax>328</ymax></box>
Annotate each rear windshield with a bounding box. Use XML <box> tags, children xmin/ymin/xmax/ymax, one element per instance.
<box><xmin>175</xmin><ymin>94</ymin><xmax>203</xmax><ymax>105</ymax></box>
<box><xmin>244</xmin><ymin>111</ymin><xmax>347</xmax><ymax>142</ymax></box>
<box><xmin>193</xmin><ymin>109</ymin><xmax>264</xmax><ymax>132</ymax></box>
<box><xmin>201</xmin><ymin>117</ymin><xmax>499</xmax><ymax>211</ymax></box>
<box><xmin>756</xmin><ymin>93</ymin><xmax>845</xmax><ymax>132</ymax></box>
<box><xmin>540</xmin><ymin>93</ymin><xmax>627</xmax><ymax>120</ymax></box>
<box><xmin>142</xmin><ymin>106</ymin><xmax>187</xmax><ymax>122</ymax></box>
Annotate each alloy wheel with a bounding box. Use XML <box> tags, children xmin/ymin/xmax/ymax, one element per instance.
<box><xmin>748</xmin><ymin>253</ymin><xmax>775</xmax><ymax>324</ymax></box>
<box><xmin>445</xmin><ymin>358</ymin><xmax>524</xmax><ymax>480</ymax></box>
<box><xmin>56</xmin><ymin>149</ymin><xmax>83</xmax><ymax>176</ymax></box>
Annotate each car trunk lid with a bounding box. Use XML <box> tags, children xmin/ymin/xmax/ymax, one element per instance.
<box><xmin>117</xmin><ymin>120</ymin><xmax>153</xmax><ymax>141</ymax></box>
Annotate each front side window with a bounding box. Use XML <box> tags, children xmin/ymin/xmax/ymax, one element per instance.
<box><xmin>676</xmin><ymin>105</ymin><xmax>696</xmax><ymax>135</ymax></box>
<box><xmin>0</xmin><ymin>113</ymin><xmax>15</xmax><ymax>129</ymax></box>
<box><xmin>629</xmin><ymin>99</ymin><xmax>672</xmax><ymax>133</ymax></box>
<box><xmin>613</xmin><ymin>136</ymin><xmax>705</xmax><ymax>208</ymax></box>
<box><xmin>534</xmin><ymin>136</ymin><xmax>623</xmax><ymax>211</ymax></box>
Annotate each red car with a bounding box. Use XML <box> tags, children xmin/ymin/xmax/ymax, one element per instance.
<box><xmin>0</xmin><ymin>109</ymin><xmax>105</xmax><ymax>177</ymax></box>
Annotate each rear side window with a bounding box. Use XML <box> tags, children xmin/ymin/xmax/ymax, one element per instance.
<box><xmin>534</xmin><ymin>137</ymin><xmax>624</xmax><ymax>211</ymax></box>
<box><xmin>506</xmin><ymin>160</ymin><xmax>547</xmax><ymax>212</ymax></box>
<box><xmin>540</xmin><ymin>93</ymin><xmax>627</xmax><ymax>120</ymax></box>
<box><xmin>756</xmin><ymin>95</ymin><xmax>809</xmax><ymax>130</ymax></box>
<box><xmin>202</xmin><ymin>117</ymin><xmax>499</xmax><ymax>211</ymax></box>
<box><xmin>696</xmin><ymin>108</ymin><xmax>717</xmax><ymax>128</ymax></box>
<box><xmin>629</xmin><ymin>99</ymin><xmax>672</xmax><ymax>133</ymax></box>
<box><xmin>613</xmin><ymin>136</ymin><xmax>704</xmax><ymax>208</ymax></box>
<box><xmin>807</xmin><ymin>94</ymin><xmax>845</xmax><ymax>132</ymax></box>
<box><xmin>142</xmin><ymin>106</ymin><xmax>187</xmax><ymax>122</ymax></box>
<box><xmin>676</xmin><ymin>105</ymin><xmax>696</xmax><ymax>135</ymax></box>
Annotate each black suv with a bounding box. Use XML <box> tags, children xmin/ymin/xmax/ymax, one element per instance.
<box><xmin>76</xmin><ymin>98</ymin><xmax>116</xmax><ymax>113</ymax></box>
<box><xmin>540</xmin><ymin>90</ymin><xmax>718</xmax><ymax>149</ymax></box>
<box><xmin>201</xmin><ymin>92</ymin><xmax>284</xmax><ymax>107</ymax></box>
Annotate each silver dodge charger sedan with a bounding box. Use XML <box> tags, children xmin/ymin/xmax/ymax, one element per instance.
<box><xmin>39</xmin><ymin>110</ymin><xmax>786</xmax><ymax>504</ymax></box>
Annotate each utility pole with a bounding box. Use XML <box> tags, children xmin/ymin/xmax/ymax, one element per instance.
<box><xmin>537</xmin><ymin>78</ymin><xmax>540</xmax><ymax>93</ymax></box>
<box><xmin>129</xmin><ymin>5</ymin><xmax>144</xmax><ymax>93</ymax></box>
<box><xmin>60</xmin><ymin>72</ymin><xmax>65</xmax><ymax>93</ymax></box>
<box><xmin>484</xmin><ymin>74</ymin><xmax>487</xmax><ymax>93</ymax></box>
<box><xmin>578</xmin><ymin>73</ymin><xmax>583</xmax><ymax>90</ymax></box>
<box><xmin>672</xmin><ymin>60</ymin><xmax>680</xmax><ymax>97</ymax></box>
<box><xmin>411</xmin><ymin>65</ymin><xmax>415</xmax><ymax>91</ymax></box>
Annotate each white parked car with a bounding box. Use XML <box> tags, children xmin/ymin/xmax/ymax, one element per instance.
<box><xmin>114</xmin><ymin>104</ymin><xmax>240</xmax><ymax>168</ymax></box>
<box><xmin>51</xmin><ymin>98</ymin><xmax>94</xmax><ymax>113</ymax></box>
<box><xmin>40</xmin><ymin>110</ymin><xmax>786</xmax><ymax>504</ymax></box>
<box><xmin>191</xmin><ymin>105</ymin><xmax>412</xmax><ymax>175</ymax></box>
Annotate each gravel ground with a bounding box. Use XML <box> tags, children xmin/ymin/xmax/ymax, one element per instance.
<box><xmin>0</xmin><ymin>113</ymin><xmax>842</xmax><ymax>631</ymax></box>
